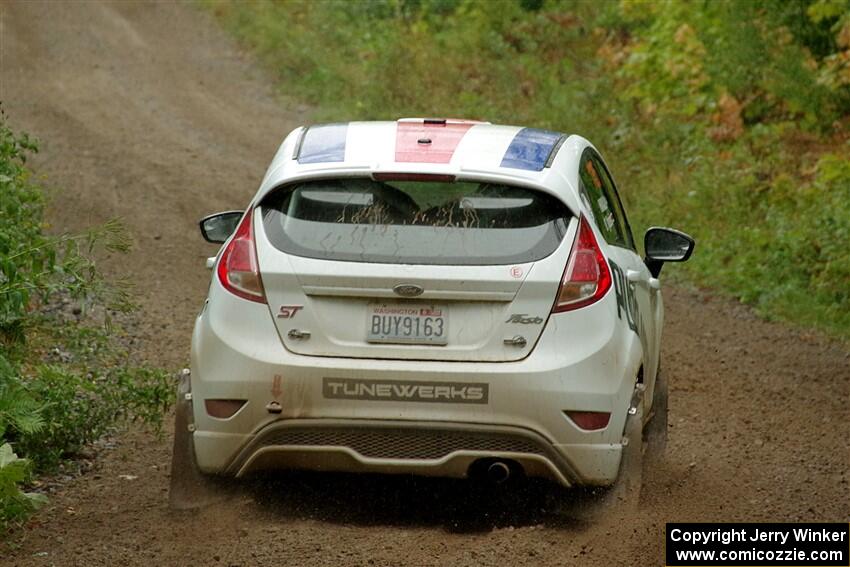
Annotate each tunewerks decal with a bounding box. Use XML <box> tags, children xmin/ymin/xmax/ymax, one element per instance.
<box><xmin>323</xmin><ymin>377</ymin><xmax>488</xmax><ymax>404</ymax></box>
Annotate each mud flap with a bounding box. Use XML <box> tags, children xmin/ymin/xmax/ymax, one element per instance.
<box><xmin>169</xmin><ymin>370</ymin><xmax>231</xmax><ymax>510</ymax></box>
<box><xmin>606</xmin><ymin>394</ymin><xmax>643</xmax><ymax>512</ymax></box>
<box><xmin>643</xmin><ymin>370</ymin><xmax>668</xmax><ymax>462</ymax></box>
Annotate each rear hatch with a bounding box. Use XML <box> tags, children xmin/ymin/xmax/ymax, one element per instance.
<box><xmin>254</xmin><ymin>176</ymin><xmax>575</xmax><ymax>362</ymax></box>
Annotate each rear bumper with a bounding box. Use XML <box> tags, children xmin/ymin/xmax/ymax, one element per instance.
<box><xmin>218</xmin><ymin>419</ymin><xmax>579</xmax><ymax>486</ymax></box>
<box><xmin>188</xmin><ymin>278</ymin><xmax>644</xmax><ymax>486</ymax></box>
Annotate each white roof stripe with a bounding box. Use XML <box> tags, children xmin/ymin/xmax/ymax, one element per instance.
<box><xmin>450</xmin><ymin>124</ymin><xmax>522</xmax><ymax>170</ymax></box>
<box><xmin>344</xmin><ymin>121</ymin><xmax>397</xmax><ymax>165</ymax></box>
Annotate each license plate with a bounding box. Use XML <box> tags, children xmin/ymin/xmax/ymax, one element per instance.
<box><xmin>366</xmin><ymin>303</ymin><xmax>448</xmax><ymax>345</ymax></box>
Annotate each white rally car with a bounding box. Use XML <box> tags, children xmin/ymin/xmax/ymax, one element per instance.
<box><xmin>170</xmin><ymin>119</ymin><xmax>694</xmax><ymax>505</ymax></box>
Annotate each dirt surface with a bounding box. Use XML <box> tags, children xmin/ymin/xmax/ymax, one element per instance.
<box><xmin>1</xmin><ymin>2</ymin><xmax>848</xmax><ymax>565</ymax></box>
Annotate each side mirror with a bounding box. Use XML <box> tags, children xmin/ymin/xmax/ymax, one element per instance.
<box><xmin>199</xmin><ymin>211</ymin><xmax>243</xmax><ymax>244</ymax></box>
<box><xmin>644</xmin><ymin>227</ymin><xmax>695</xmax><ymax>277</ymax></box>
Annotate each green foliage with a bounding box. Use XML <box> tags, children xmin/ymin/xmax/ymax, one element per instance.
<box><xmin>0</xmin><ymin>354</ymin><xmax>45</xmax><ymax>439</ymax></box>
<box><xmin>208</xmin><ymin>0</ymin><xmax>850</xmax><ymax>339</ymax></box>
<box><xmin>0</xmin><ymin>111</ymin><xmax>174</xmax><ymax>532</ymax></box>
<box><xmin>8</xmin><ymin>364</ymin><xmax>172</xmax><ymax>470</ymax></box>
<box><xmin>0</xmin><ymin>112</ymin><xmax>133</xmax><ymax>341</ymax></box>
<box><xmin>0</xmin><ymin>352</ymin><xmax>46</xmax><ymax>533</ymax></box>
<box><xmin>0</xmin><ymin>443</ymin><xmax>47</xmax><ymax>532</ymax></box>
<box><xmin>0</xmin><ymin>118</ymin><xmax>43</xmax><ymax>342</ymax></box>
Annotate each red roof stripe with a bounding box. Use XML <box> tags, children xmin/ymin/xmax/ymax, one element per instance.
<box><xmin>394</xmin><ymin>121</ymin><xmax>475</xmax><ymax>164</ymax></box>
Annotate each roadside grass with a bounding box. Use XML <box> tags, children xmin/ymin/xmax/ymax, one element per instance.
<box><xmin>0</xmin><ymin>111</ymin><xmax>173</xmax><ymax>533</ymax></box>
<box><xmin>205</xmin><ymin>0</ymin><xmax>850</xmax><ymax>340</ymax></box>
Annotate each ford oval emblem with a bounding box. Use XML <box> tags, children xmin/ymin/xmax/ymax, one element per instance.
<box><xmin>393</xmin><ymin>284</ymin><xmax>424</xmax><ymax>298</ymax></box>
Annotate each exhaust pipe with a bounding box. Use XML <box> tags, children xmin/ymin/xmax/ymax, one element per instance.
<box><xmin>486</xmin><ymin>461</ymin><xmax>511</xmax><ymax>484</ymax></box>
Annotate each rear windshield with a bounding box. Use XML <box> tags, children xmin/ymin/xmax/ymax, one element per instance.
<box><xmin>260</xmin><ymin>178</ymin><xmax>571</xmax><ymax>265</ymax></box>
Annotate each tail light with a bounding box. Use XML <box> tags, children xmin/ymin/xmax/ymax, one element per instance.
<box><xmin>216</xmin><ymin>208</ymin><xmax>266</xmax><ymax>303</ymax></box>
<box><xmin>552</xmin><ymin>216</ymin><xmax>612</xmax><ymax>312</ymax></box>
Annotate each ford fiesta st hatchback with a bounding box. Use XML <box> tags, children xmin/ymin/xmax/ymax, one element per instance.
<box><xmin>170</xmin><ymin>119</ymin><xmax>694</xmax><ymax>505</ymax></box>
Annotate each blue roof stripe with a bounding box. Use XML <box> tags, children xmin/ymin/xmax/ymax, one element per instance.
<box><xmin>500</xmin><ymin>128</ymin><xmax>563</xmax><ymax>171</ymax></box>
<box><xmin>297</xmin><ymin>123</ymin><xmax>348</xmax><ymax>164</ymax></box>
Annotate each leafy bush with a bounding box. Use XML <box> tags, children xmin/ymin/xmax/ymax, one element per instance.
<box><xmin>208</xmin><ymin>0</ymin><xmax>850</xmax><ymax>338</ymax></box>
<box><xmin>0</xmin><ymin>111</ymin><xmax>173</xmax><ymax>532</ymax></box>
<box><xmin>0</xmin><ymin>443</ymin><xmax>46</xmax><ymax>530</ymax></box>
<box><xmin>1</xmin><ymin>110</ymin><xmax>132</xmax><ymax>337</ymax></box>
<box><xmin>0</xmin><ymin>353</ymin><xmax>47</xmax><ymax>531</ymax></box>
<box><xmin>0</xmin><ymin>355</ymin><xmax>44</xmax><ymax>438</ymax></box>
<box><xmin>9</xmin><ymin>363</ymin><xmax>172</xmax><ymax>471</ymax></box>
